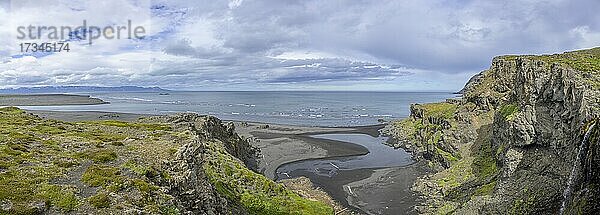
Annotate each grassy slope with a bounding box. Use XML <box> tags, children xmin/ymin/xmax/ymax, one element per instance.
<box><xmin>203</xmin><ymin>140</ymin><xmax>333</xmax><ymax>215</ymax></box>
<box><xmin>0</xmin><ymin>107</ymin><xmax>332</xmax><ymax>214</ymax></box>
<box><xmin>0</xmin><ymin>107</ymin><xmax>182</xmax><ymax>214</ymax></box>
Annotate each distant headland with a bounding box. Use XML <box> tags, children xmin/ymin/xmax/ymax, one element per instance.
<box><xmin>0</xmin><ymin>86</ymin><xmax>169</xmax><ymax>94</ymax></box>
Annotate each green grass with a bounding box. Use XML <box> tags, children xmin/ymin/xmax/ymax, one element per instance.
<box><xmin>0</xmin><ymin>108</ymin><xmax>177</xmax><ymax>213</ymax></box>
<box><xmin>202</xmin><ymin>141</ymin><xmax>334</xmax><ymax>215</ymax></box>
<box><xmin>0</xmin><ymin>107</ymin><xmax>24</xmax><ymax>114</ymax></box>
<box><xmin>393</xmin><ymin>102</ymin><xmax>460</xmax><ymax>167</ymax></box>
<box><xmin>0</xmin><ymin>107</ymin><xmax>333</xmax><ymax>214</ymax></box>
<box><xmin>31</xmin><ymin>122</ymin><xmax>67</xmax><ymax>135</ymax></box>
<box><xmin>499</xmin><ymin>104</ymin><xmax>519</xmax><ymax>120</ymax></box>
<box><xmin>435</xmin><ymin>202</ymin><xmax>458</xmax><ymax>215</ymax></box>
<box><xmin>472</xmin><ymin>146</ymin><xmax>498</xmax><ymax>181</ymax></box>
<box><xmin>0</xmin><ymin>107</ymin><xmax>81</xmax><ymax>214</ymax></box>
<box><xmin>474</xmin><ymin>181</ymin><xmax>497</xmax><ymax>196</ymax></box>
<box><xmin>81</xmin><ymin>165</ymin><xmax>123</xmax><ymax>187</ymax></box>
<box><xmin>420</xmin><ymin>103</ymin><xmax>458</xmax><ymax>120</ymax></box>
<box><xmin>437</xmin><ymin>146</ymin><xmax>459</xmax><ymax>162</ymax></box>
<box><xmin>435</xmin><ymin>157</ymin><xmax>474</xmax><ymax>190</ymax></box>
<box><xmin>471</xmin><ymin>127</ymin><xmax>499</xmax><ymax>182</ymax></box>
<box><xmin>500</xmin><ymin>47</ymin><xmax>600</xmax><ymax>72</ymax></box>
<box><xmin>501</xmin><ymin>47</ymin><xmax>600</xmax><ymax>89</ymax></box>
<box><xmin>132</xmin><ymin>179</ymin><xmax>159</xmax><ymax>193</ymax></box>
<box><xmin>122</xmin><ymin>160</ymin><xmax>154</xmax><ymax>176</ymax></box>
<box><xmin>0</xmin><ymin>165</ymin><xmax>69</xmax><ymax>213</ymax></box>
<box><xmin>65</xmin><ymin>128</ymin><xmax>127</xmax><ymax>144</ymax></box>
<box><xmin>85</xmin><ymin>120</ymin><xmax>172</xmax><ymax>131</ymax></box>
<box><xmin>37</xmin><ymin>184</ymin><xmax>80</xmax><ymax>211</ymax></box>
<box><xmin>78</xmin><ymin>149</ymin><xmax>118</xmax><ymax>163</ymax></box>
<box><xmin>88</xmin><ymin>192</ymin><xmax>110</xmax><ymax>208</ymax></box>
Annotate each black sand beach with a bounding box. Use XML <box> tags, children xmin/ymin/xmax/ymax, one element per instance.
<box><xmin>235</xmin><ymin>121</ymin><xmax>425</xmax><ymax>214</ymax></box>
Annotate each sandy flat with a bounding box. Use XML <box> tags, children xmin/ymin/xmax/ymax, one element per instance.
<box><xmin>344</xmin><ymin>163</ymin><xmax>429</xmax><ymax>215</ymax></box>
<box><xmin>27</xmin><ymin>110</ymin><xmax>152</xmax><ymax>122</ymax></box>
<box><xmin>0</xmin><ymin>94</ymin><xmax>107</xmax><ymax>106</ymax></box>
<box><xmin>234</xmin><ymin>121</ymin><xmax>426</xmax><ymax>214</ymax></box>
<box><xmin>232</xmin><ymin>121</ymin><xmax>376</xmax><ymax>179</ymax></box>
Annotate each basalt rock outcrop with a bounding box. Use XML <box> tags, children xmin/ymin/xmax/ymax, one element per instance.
<box><xmin>385</xmin><ymin>47</ymin><xmax>600</xmax><ymax>214</ymax></box>
<box><xmin>154</xmin><ymin>113</ymin><xmax>250</xmax><ymax>214</ymax></box>
<box><xmin>142</xmin><ymin>113</ymin><xmax>259</xmax><ymax>171</ymax></box>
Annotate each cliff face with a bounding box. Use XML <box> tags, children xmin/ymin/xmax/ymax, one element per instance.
<box><xmin>385</xmin><ymin>47</ymin><xmax>600</xmax><ymax>214</ymax></box>
<box><xmin>150</xmin><ymin>113</ymin><xmax>333</xmax><ymax>214</ymax></box>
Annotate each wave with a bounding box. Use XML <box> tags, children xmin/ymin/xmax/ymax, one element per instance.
<box><xmin>162</xmin><ymin>100</ymin><xmax>190</xmax><ymax>105</ymax></box>
<box><xmin>373</xmin><ymin>114</ymin><xmax>393</xmax><ymax>117</ymax></box>
<box><xmin>106</xmin><ymin>96</ymin><xmax>153</xmax><ymax>102</ymax></box>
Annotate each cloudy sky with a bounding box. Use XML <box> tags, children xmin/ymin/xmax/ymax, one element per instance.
<box><xmin>0</xmin><ymin>0</ymin><xmax>598</xmax><ymax>91</ymax></box>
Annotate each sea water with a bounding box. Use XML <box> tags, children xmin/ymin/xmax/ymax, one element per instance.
<box><xmin>21</xmin><ymin>91</ymin><xmax>454</xmax><ymax>127</ymax></box>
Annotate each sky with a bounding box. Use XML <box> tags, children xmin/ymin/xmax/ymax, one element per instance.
<box><xmin>0</xmin><ymin>0</ymin><xmax>599</xmax><ymax>91</ymax></box>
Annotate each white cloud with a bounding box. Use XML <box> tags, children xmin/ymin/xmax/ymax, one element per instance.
<box><xmin>1</xmin><ymin>0</ymin><xmax>599</xmax><ymax>91</ymax></box>
<box><xmin>571</xmin><ymin>26</ymin><xmax>600</xmax><ymax>48</ymax></box>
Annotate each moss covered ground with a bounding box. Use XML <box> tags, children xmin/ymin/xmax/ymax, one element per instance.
<box><xmin>0</xmin><ymin>107</ymin><xmax>180</xmax><ymax>214</ymax></box>
<box><xmin>202</xmin><ymin>140</ymin><xmax>333</xmax><ymax>215</ymax></box>
<box><xmin>0</xmin><ymin>107</ymin><xmax>332</xmax><ymax>214</ymax></box>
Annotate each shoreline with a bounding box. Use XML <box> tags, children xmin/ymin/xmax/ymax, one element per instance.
<box><xmin>235</xmin><ymin>121</ymin><xmax>424</xmax><ymax>214</ymax></box>
<box><xmin>344</xmin><ymin>162</ymin><xmax>429</xmax><ymax>215</ymax></box>
<box><xmin>0</xmin><ymin>94</ymin><xmax>107</xmax><ymax>106</ymax></box>
<box><xmin>22</xmin><ymin>109</ymin><xmax>385</xmax><ymax>176</ymax></box>
<box><xmin>26</xmin><ymin>110</ymin><xmax>153</xmax><ymax>122</ymax></box>
<box><xmin>20</xmin><ymin>109</ymin><xmax>423</xmax><ymax>214</ymax></box>
<box><xmin>24</xmin><ymin>109</ymin><xmax>390</xmax><ymax>130</ymax></box>
<box><xmin>233</xmin><ymin>121</ymin><xmax>376</xmax><ymax>179</ymax></box>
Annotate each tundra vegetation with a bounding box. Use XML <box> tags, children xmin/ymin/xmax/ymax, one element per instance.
<box><xmin>0</xmin><ymin>107</ymin><xmax>332</xmax><ymax>214</ymax></box>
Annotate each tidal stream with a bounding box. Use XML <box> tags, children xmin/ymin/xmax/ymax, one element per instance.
<box><xmin>275</xmin><ymin>133</ymin><xmax>414</xmax><ymax>213</ymax></box>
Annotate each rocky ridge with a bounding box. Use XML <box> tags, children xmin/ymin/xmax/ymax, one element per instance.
<box><xmin>0</xmin><ymin>109</ymin><xmax>333</xmax><ymax>214</ymax></box>
<box><xmin>384</xmin><ymin>47</ymin><xmax>600</xmax><ymax>214</ymax></box>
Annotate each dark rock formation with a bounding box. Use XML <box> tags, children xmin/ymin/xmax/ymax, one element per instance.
<box><xmin>385</xmin><ymin>48</ymin><xmax>600</xmax><ymax>214</ymax></box>
<box><xmin>159</xmin><ymin>113</ymin><xmax>253</xmax><ymax>214</ymax></box>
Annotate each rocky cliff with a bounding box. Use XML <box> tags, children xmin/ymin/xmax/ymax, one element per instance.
<box><xmin>384</xmin><ymin>47</ymin><xmax>600</xmax><ymax>214</ymax></box>
<box><xmin>0</xmin><ymin>108</ymin><xmax>333</xmax><ymax>214</ymax></box>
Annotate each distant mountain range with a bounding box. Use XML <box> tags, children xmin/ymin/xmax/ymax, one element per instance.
<box><xmin>0</xmin><ymin>86</ymin><xmax>170</xmax><ymax>94</ymax></box>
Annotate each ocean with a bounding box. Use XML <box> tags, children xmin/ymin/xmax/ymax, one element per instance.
<box><xmin>21</xmin><ymin>91</ymin><xmax>455</xmax><ymax>127</ymax></box>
